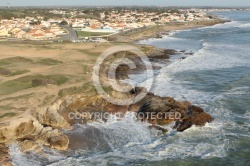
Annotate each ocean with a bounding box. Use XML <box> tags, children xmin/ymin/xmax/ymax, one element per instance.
<box><xmin>10</xmin><ymin>11</ymin><xmax>250</xmax><ymax>166</ymax></box>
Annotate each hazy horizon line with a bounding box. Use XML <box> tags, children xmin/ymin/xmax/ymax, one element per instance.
<box><xmin>0</xmin><ymin>5</ymin><xmax>250</xmax><ymax>8</ymax></box>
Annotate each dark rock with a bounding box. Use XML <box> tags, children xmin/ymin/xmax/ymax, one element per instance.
<box><xmin>147</xmin><ymin>48</ymin><xmax>176</xmax><ymax>59</ymax></box>
<box><xmin>0</xmin><ymin>143</ymin><xmax>11</xmax><ymax>166</ymax></box>
<box><xmin>60</xmin><ymin>88</ymin><xmax>213</xmax><ymax>133</ymax></box>
<box><xmin>131</xmin><ymin>92</ymin><xmax>212</xmax><ymax>131</ymax></box>
<box><xmin>19</xmin><ymin>140</ymin><xmax>42</xmax><ymax>153</ymax></box>
<box><xmin>155</xmin><ymin>34</ymin><xmax>163</xmax><ymax>38</ymax></box>
<box><xmin>185</xmin><ymin>52</ymin><xmax>194</xmax><ymax>55</ymax></box>
<box><xmin>173</xmin><ymin>105</ymin><xmax>213</xmax><ymax>131</ymax></box>
<box><xmin>48</xmin><ymin>134</ymin><xmax>69</xmax><ymax>151</ymax></box>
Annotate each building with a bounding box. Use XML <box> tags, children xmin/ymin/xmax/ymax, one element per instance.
<box><xmin>0</xmin><ymin>28</ymin><xmax>9</xmax><ymax>37</ymax></box>
<box><xmin>26</xmin><ymin>33</ymin><xmax>45</xmax><ymax>40</ymax></box>
<box><xmin>15</xmin><ymin>30</ymin><xmax>27</xmax><ymax>39</ymax></box>
<box><xmin>44</xmin><ymin>30</ymin><xmax>56</xmax><ymax>39</ymax></box>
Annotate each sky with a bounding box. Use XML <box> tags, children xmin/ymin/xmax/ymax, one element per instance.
<box><xmin>0</xmin><ymin>0</ymin><xmax>250</xmax><ymax>7</ymax></box>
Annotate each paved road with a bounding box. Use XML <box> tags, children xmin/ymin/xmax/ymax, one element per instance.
<box><xmin>58</xmin><ymin>24</ymin><xmax>78</xmax><ymax>41</ymax></box>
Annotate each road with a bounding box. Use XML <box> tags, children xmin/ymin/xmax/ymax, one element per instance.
<box><xmin>58</xmin><ymin>24</ymin><xmax>79</xmax><ymax>41</ymax></box>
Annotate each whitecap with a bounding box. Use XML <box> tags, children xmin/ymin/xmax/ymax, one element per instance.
<box><xmin>236</xmin><ymin>23</ymin><xmax>250</xmax><ymax>28</ymax></box>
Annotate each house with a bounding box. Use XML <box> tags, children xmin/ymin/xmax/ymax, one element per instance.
<box><xmin>72</xmin><ymin>22</ymin><xmax>85</xmax><ymax>28</ymax></box>
<box><xmin>29</xmin><ymin>29</ymin><xmax>45</xmax><ymax>35</ymax></box>
<box><xmin>0</xmin><ymin>28</ymin><xmax>9</xmax><ymax>37</ymax></box>
<box><xmin>44</xmin><ymin>30</ymin><xmax>56</xmax><ymax>39</ymax></box>
<box><xmin>26</xmin><ymin>33</ymin><xmax>45</xmax><ymax>40</ymax></box>
<box><xmin>50</xmin><ymin>24</ymin><xmax>61</xmax><ymax>32</ymax></box>
<box><xmin>9</xmin><ymin>28</ymin><xmax>22</xmax><ymax>36</ymax></box>
<box><xmin>15</xmin><ymin>30</ymin><xmax>26</xmax><ymax>39</ymax></box>
<box><xmin>41</xmin><ymin>21</ymin><xmax>50</xmax><ymax>28</ymax></box>
<box><xmin>50</xmin><ymin>24</ymin><xmax>65</xmax><ymax>35</ymax></box>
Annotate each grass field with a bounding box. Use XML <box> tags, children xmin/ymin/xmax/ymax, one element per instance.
<box><xmin>36</xmin><ymin>58</ymin><xmax>63</xmax><ymax>66</ymax></box>
<box><xmin>77</xmin><ymin>31</ymin><xmax>113</xmax><ymax>37</ymax></box>
<box><xmin>0</xmin><ymin>41</ymin><xmax>152</xmax><ymax>121</ymax></box>
<box><xmin>0</xmin><ymin>74</ymin><xmax>69</xmax><ymax>96</ymax></box>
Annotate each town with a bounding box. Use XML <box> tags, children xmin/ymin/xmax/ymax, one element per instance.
<box><xmin>0</xmin><ymin>7</ymin><xmax>214</xmax><ymax>41</ymax></box>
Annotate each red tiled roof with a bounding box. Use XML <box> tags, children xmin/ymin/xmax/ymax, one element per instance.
<box><xmin>44</xmin><ymin>30</ymin><xmax>52</xmax><ymax>33</ymax></box>
<box><xmin>31</xmin><ymin>33</ymin><xmax>44</xmax><ymax>37</ymax></box>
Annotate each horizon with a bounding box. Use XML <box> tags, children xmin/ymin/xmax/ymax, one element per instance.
<box><xmin>0</xmin><ymin>5</ymin><xmax>250</xmax><ymax>8</ymax></box>
<box><xmin>1</xmin><ymin>0</ymin><xmax>250</xmax><ymax>7</ymax></box>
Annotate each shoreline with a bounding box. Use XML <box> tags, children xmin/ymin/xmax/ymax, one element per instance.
<box><xmin>0</xmin><ymin>18</ymin><xmax>229</xmax><ymax>166</ymax></box>
<box><xmin>111</xmin><ymin>18</ymin><xmax>229</xmax><ymax>43</ymax></box>
<box><xmin>124</xmin><ymin>18</ymin><xmax>230</xmax><ymax>76</ymax></box>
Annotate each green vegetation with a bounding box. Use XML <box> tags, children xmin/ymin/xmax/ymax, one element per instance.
<box><xmin>0</xmin><ymin>67</ymin><xmax>12</xmax><ymax>76</ymax></box>
<box><xmin>0</xmin><ymin>10</ymin><xmax>25</xmax><ymax>19</ymax></box>
<box><xmin>37</xmin><ymin>58</ymin><xmax>63</xmax><ymax>66</ymax></box>
<box><xmin>140</xmin><ymin>46</ymin><xmax>151</xmax><ymax>53</ymax></box>
<box><xmin>102</xmin><ymin>85</ymin><xmax>114</xmax><ymax>93</ymax></box>
<box><xmin>9</xmin><ymin>70</ymin><xmax>30</xmax><ymax>76</ymax></box>
<box><xmin>0</xmin><ymin>105</ymin><xmax>15</xmax><ymax>110</ymax></box>
<box><xmin>0</xmin><ymin>57</ymin><xmax>32</xmax><ymax>76</ymax></box>
<box><xmin>0</xmin><ymin>61</ymin><xmax>11</xmax><ymax>66</ymax></box>
<box><xmin>0</xmin><ymin>113</ymin><xmax>16</xmax><ymax>119</ymax></box>
<box><xmin>0</xmin><ymin>93</ymin><xmax>34</xmax><ymax>102</ymax></box>
<box><xmin>77</xmin><ymin>31</ymin><xmax>113</xmax><ymax>37</ymax></box>
<box><xmin>82</xmin><ymin>65</ymin><xmax>92</xmax><ymax>74</ymax></box>
<box><xmin>18</xmin><ymin>74</ymin><xmax>69</xmax><ymax>86</ymax></box>
<box><xmin>0</xmin><ymin>9</ymin><xmax>63</xmax><ymax>20</ymax></box>
<box><xmin>58</xmin><ymin>82</ymin><xmax>95</xmax><ymax>97</ymax></box>
<box><xmin>0</xmin><ymin>74</ymin><xmax>69</xmax><ymax>96</ymax></box>
<box><xmin>30</xmin><ymin>20</ymin><xmax>41</xmax><ymax>25</ymax></box>
<box><xmin>0</xmin><ymin>68</ymin><xmax>29</xmax><ymax>76</ymax></box>
<box><xmin>0</xmin><ymin>57</ymin><xmax>33</xmax><ymax>66</ymax></box>
<box><xmin>0</xmin><ymin>80</ymin><xmax>32</xmax><ymax>96</ymax></box>
<box><xmin>60</xmin><ymin>20</ymin><xmax>68</xmax><ymax>25</ymax></box>
<box><xmin>42</xmin><ymin>95</ymin><xmax>56</xmax><ymax>105</ymax></box>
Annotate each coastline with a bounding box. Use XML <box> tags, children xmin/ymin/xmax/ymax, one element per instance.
<box><xmin>0</xmin><ymin>18</ymin><xmax>229</xmax><ymax>166</ymax></box>
<box><xmin>112</xmin><ymin>18</ymin><xmax>229</xmax><ymax>43</ymax></box>
<box><xmin>123</xmin><ymin>18</ymin><xmax>230</xmax><ymax>75</ymax></box>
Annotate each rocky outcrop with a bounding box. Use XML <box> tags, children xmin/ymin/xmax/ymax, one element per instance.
<box><xmin>173</xmin><ymin>105</ymin><xmax>213</xmax><ymax>131</ymax></box>
<box><xmin>58</xmin><ymin>88</ymin><xmax>213</xmax><ymax>132</ymax></box>
<box><xmin>0</xmin><ymin>143</ymin><xmax>11</xmax><ymax>166</ymax></box>
<box><xmin>32</xmin><ymin>101</ymin><xmax>71</xmax><ymax>129</ymax></box>
<box><xmin>0</xmin><ymin>87</ymin><xmax>213</xmax><ymax>160</ymax></box>
<box><xmin>130</xmin><ymin>92</ymin><xmax>213</xmax><ymax>130</ymax></box>
<box><xmin>48</xmin><ymin>134</ymin><xmax>69</xmax><ymax>151</ymax></box>
<box><xmin>0</xmin><ymin>101</ymin><xmax>71</xmax><ymax>157</ymax></box>
<box><xmin>0</xmin><ymin>119</ymin><xmax>69</xmax><ymax>152</ymax></box>
<box><xmin>15</xmin><ymin>121</ymin><xmax>38</xmax><ymax>138</ymax></box>
<box><xmin>19</xmin><ymin>140</ymin><xmax>42</xmax><ymax>153</ymax></box>
<box><xmin>146</xmin><ymin>47</ymin><xmax>176</xmax><ymax>59</ymax></box>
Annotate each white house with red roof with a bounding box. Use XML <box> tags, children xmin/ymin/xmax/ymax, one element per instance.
<box><xmin>0</xmin><ymin>28</ymin><xmax>9</xmax><ymax>37</ymax></box>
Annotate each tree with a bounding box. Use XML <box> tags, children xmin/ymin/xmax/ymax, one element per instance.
<box><xmin>43</xmin><ymin>16</ymin><xmax>49</xmax><ymax>21</ymax></box>
<box><xmin>30</xmin><ymin>20</ymin><xmax>41</xmax><ymax>25</ymax></box>
<box><xmin>60</xmin><ymin>20</ymin><xmax>68</xmax><ymax>25</ymax></box>
<box><xmin>104</xmin><ymin>11</ymin><xmax>109</xmax><ymax>16</ymax></box>
<box><xmin>169</xmin><ymin>9</ymin><xmax>181</xmax><ymax>14</ymax></box>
